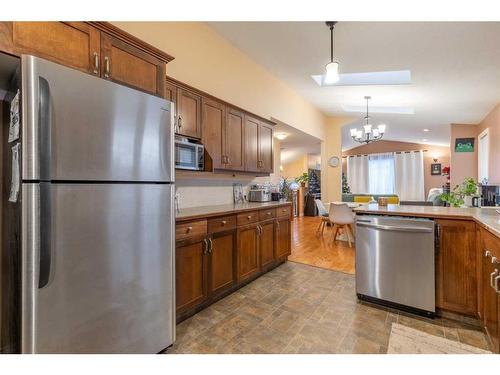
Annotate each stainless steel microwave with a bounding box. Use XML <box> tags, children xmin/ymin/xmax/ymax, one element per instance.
<box><xmin>175</xmin><ymin>137</ymin><xmax>204</xmax><ymax>170</ymax></box>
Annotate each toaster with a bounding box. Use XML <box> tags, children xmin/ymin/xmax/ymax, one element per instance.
<box><xmin>248</xmin><ymin>189</ymin><xmax>272</xmax><ymax>202</ymax></box>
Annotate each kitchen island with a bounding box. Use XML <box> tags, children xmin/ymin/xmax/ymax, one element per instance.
<box><xmin>175</xmin><ymin>201</ymin><xmax>292</xmax><ymax>322</ymax></box>
<box><xmin>354</xmin><ymin>204</ymin><xmax>500</xmax><ymax>353</ymax></box>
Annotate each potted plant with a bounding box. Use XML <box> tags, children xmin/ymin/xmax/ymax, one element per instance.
<box><xmin>440</xmin><ymin>177</ymin><xmax>478</xmax><ymax>207</ymax></box>
<box><xmin>295</xmin><ymin>172</ymin><xmax>309</xmax><ymax>187</ymax></box>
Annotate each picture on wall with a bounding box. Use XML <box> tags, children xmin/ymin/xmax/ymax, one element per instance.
<box><xmin>455</xmin><ymin>138</ymin><xmax>475</xmax><ymax>152</ymax></box>
<box><xmin>431</xmin><ymin>163</ymin><xmax>442</xmax><ymax>176</ymax></box>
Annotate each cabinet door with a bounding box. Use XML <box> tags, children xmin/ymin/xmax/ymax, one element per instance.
<box><xmin>482</xmin><ymin>249</ymin><xmax>499</xmax><ymax>352</ymax></box>
<box><xmin>237</xmin><ymin>225</ymin><xmax>260</xmax><ymax>283</ymax></box>
<box><xmin>275</xmin><ymin>217</ymin><xmax>291</xmax><ymax>259</ymax></box>
<box><xmin>101</xmin><ymin>32</ymin><xmax>165</xmax><ymax>96</ymax></box>
<box><xmin>202</xmin><ymin>98</ymin><xmax>225</xmax><ymax>170</ymax></box>
<box><xmin>259</xmin><ymin>221</ymin><xmax>275</xmax><ymax>268</ymax></box>
<box><xmin>5</xmin><ymin>22</ymin><xmax>100</xmax><ymax>75</ymax></box>
<box><xmin>177</xmin><ymin>88</ymin><xmax>202</xmax><ymax>139</ymax></box>
<box><xmin>165</xmin><ymin>81</ymin><xmax>177</xmax><ymax>106</ymax></box>
<box><xmin>436</xmin><ymin>219</ymin><xmax>477</xmax><ymax>315</ymax></box>
<box><xmin>244</xmin><ymin>115</ymin><xmax>260</xmax><ymax>172</ymax></box>
<box><xmin>224</xmin><ymin>107</ymin><xmax>245</xmax><ymax>171</ymax></box>
<box><xmin>258</xmin><ymin>122</ymin><xmax>274</xmax><ymax>173</ymax></box>
<box><xmin>209</xmin><ymin>231</ymin><xmax>236</xmax><ymax>296</ymax></box>
<box><xmin>175</xmin><ymin>238</ymin><xmax>208</xmax><ymax>314</ymax></box>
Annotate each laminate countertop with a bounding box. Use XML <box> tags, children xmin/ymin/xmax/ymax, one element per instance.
<box><xmin>176</xmin><ymin>201</ymin><xmax>292</xmax><ymax>222</ymax></box>
<box><xmin>354</xmin><ymin>203</ymin><xmax>500</xmax><ymax>238</ymax></box>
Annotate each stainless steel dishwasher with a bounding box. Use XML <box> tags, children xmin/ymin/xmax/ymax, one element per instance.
<box><xmin>355</xmin><ymin>215</ymin><xmax>436</xmax><ymax>316</ymax></box>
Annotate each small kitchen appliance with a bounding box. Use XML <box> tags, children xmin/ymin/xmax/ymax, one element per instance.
<box><xmin>248</xmin><ymin>184</ymin><xmax>272</xmax><ymax>202</ymax></box>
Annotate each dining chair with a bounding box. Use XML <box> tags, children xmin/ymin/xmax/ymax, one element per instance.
<box><xmin>314</xmin><ymin>199</ymin><xmax>330</xmax><ymax>234</ymax></box>
<box><xmin>329</xmin><ymin>203</ymin><xmax>356</xmax><ymax>247</ymax></box>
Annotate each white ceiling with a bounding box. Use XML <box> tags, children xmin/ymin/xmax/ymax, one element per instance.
<box><xmin>208</xmin><ymin>22</ymin><xmax>500</xmax><ymax>150</ymax></box>
<box><xmin>273</xmin><ymin>118</ymin><xmax>321</xmax><ymax>165</ymax></box>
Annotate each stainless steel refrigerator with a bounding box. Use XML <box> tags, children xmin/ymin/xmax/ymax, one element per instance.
<box><xmin>14</xmin><ymin>55</ymin><xmax>175</xmax><ymax>353</ymax></box>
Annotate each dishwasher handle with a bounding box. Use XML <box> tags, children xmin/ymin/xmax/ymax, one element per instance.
<box><xmin>357</xmin><ymin>221</ymin><xmax>434</xmax><ymax>233</ymax></box>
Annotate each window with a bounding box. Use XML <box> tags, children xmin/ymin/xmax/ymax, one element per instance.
<box><xmin>368</xmin><ymin>153</ymin><xmax>395</xmax><ymax>194</ymax></box>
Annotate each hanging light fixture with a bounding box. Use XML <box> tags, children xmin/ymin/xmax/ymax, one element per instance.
<box><xmin>324</xmin><ymin>21</ymin><xmax>340</xmax><ymax>84</ymax></box>
<box><xmin>350</xmin><ymin>96</ymin><xmax>386</xmax><ymax>144</ymax></box>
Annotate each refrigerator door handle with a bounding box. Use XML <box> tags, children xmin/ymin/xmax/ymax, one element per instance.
<box><xmin>38</xmin><ymin>77</ymin><xmax>52</xmax><ymax>180</ymax></box>
<box><xmin>38</xmin><ymin>182</ymin><xmax>52</xmax><ymax>288</ymax></box>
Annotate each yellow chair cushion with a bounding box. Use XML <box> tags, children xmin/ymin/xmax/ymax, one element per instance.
<box><xmin>353</xmin><ymin>196</ymin><xmax>371</xmax><ymax>203</ymax></box>
<box><xmin>387</xmin><ymin>197</ymin><xmax>400</xmax><ymax>204</ymax></box>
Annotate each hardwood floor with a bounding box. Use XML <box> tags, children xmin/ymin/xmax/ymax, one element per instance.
<box><xmin>288</xmin><ymin>216</ymin><xmax>355</xmax><ymax>274</ymax></box>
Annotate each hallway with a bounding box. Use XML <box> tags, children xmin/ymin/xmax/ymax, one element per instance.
<box><xmin>288</xmin><ymin>216</ymin><xmax>356</xmax><ymax>274</ymax></box>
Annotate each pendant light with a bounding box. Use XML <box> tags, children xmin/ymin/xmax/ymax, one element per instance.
<box><xmin>324</xmin><ymin>21</ymin><xmax>340</xmax><ymax>84</ymax></box>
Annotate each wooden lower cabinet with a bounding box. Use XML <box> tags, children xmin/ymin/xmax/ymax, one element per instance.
<box><xmin>259</xmin><ymin>221</ymin><xmax>275</xmax><ymax>269</ymax></box>
<box><xmin>480</xmin><ymin>227</ymin><xmax>500</xmax><ymax>353</ymax></box>
<box><xmin>237</xmin><ymin>224</ymin><xmax>260</xmax><ymax>282</ymax></box>
<box><xmin>175</xmin><ymin>237</ymin><xmax>208</xmax><ymax>314</ymax></box>
<box><xmin>276</xmin><ymin>217</ymin><xmax>292</xmax><ymax>259</ymax></box>
<box><xmin>435</xmin><ymin>219</ymin><xmax>477</xmax><ymax>316</ymax></box>
<box><xmin>209</xmin><ymin>231</ymin><xmax>236</xmax><ymax>295</ymax></box>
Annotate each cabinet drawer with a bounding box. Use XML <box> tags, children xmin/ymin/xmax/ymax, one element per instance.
<box><xmin>237</xmin><ymin>210</ymin><xmax>259</xmax><ymax>226</ymax></box>
<box><xmin>482</xmin><ymin>228</ymin><xmax>500</xmax><ymax>258</ymax></box>
<box><xmin>276</xmin><ymin>205</ymin><xmax>291</xmax><ymax>218</ymax></box>
<box><xmin>208</xmin><ymin>215</ymin><xmax>236</xmax><ymax>233</ymax></box>
<box><xmin>259</xmin><ymin>208</ymin><xmax>276</xmax><ymax>221</ymax></box>
<box><xmin>176</xmin><ymin>220</ymin><xmax>207</xmax><ymax>241</ymax></box>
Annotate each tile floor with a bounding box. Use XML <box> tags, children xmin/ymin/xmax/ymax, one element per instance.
<box><xmin>166</xmin><ymin>262</ymin><xmax>489</xmax><ymax>354</ymax></box>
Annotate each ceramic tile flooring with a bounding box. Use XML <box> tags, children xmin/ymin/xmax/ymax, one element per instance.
<box><xmin>166</xmin><ymin>262</ymin><xmax>489</xmax><ymax>354</ymax></box>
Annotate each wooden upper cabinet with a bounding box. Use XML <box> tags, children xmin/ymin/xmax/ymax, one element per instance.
<box><xmin>244</xmin><ymin>115</ymin><xmax>260</xmax><ymax>172</ymax></box>
<box><xmin>224</xmin><ymin>107</ymin><xmax>245</xmax><ymax>171</ymax></box>
<box><xmin>100</xmin><ymin>32</ymin><xmax>165</xmax><ymax>96</ymax></box>
<box><xmin>275</xmin><ymin>217</ymin><xmax>291</xmax><ymax>259</ymax></box>
<box><xmin>1</xmin><ymin>22</ymin><xmax>100</xmax><ymax>75</ymax></box>
<box><xmin>202</xmin><ymin>98</ymin><xmax>225</xmax><ymax>170</ymax></box>
<box><xmin>259</xmin><ymin>122</ymin><xmax>274</xmax><ymax>174</ymax></box>
<box><xmin>436</xmin><ymin>219</ymin><xmax>477</xmax><ymax>315</ymax></box>
<box><xmin>177</xmin><ymin>88</ymin><xmax>202</xmax><ymax>139</ymax></box>
<box><xmin>209</xmin><ymin>231</ymin><xmax>236</xmax><ymax>296</ymax></box>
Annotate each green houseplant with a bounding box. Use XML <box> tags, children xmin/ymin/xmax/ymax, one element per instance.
<box><xmin>440</xmin><ymin>177</ymin><xmax>478</xmax><ymax>207</ymax></box>
<box><xmin>295</xmin><ymin>172</ymin><xmax>309</xmax><ymax>187</ymax></box>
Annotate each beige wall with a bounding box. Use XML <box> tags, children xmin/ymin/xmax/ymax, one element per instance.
<box><xmin>342</xmin><ymin>140</ymin><xmax>450</xmax><ymax>196</ymax></box>
<box><xmin>112</xmin><ymin>22</ymin><xmax>326</xmax><ymax>140</ymax></box>
<box><xmin>478</xmin><ymin>103</ymin><xmax>500</xmax><ymax>184</ymax></box>
<box><xmin>321</xmin><ymin>117</ymin><xmax>354</xmax><ymax>203</ymax></box>
<box><xmin>282</xmin><ymin>155</ymin><xmax>308</xmax><ymax>180</ymax></box>
<box><xmin>450</xmin><ymin>124</ymin><xmax>478</xmax><ymax>188</ymax></box>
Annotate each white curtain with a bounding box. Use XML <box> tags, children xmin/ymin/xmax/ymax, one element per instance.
<box><xmin>347</xmin><ymin>155</ymin><xmax>369</xmax><ymax>194</ymax></box>
<box><xmin>368</xmin><ymin>153</ymin><xmax>395</xmax><ymax>194</ymax></box>
<box><xmin>394</xmin><ymin>151</ymin><xmax>425</xmax><ymax>201</ymax></box>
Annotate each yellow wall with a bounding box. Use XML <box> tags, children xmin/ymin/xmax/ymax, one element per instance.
<box><xmin>282</xmin><ymin>155</ymin><xmax>308</xmax><ymax>180</ymax></box>
<box><xmin>112</xmin><ymin>22</ymin><xmax>326</xmax><ymax>140</ymax></box>
<box><xmin>321</xmin><ymin>117</ymin><xmax>355</xmax><ymax>203</ymax></box>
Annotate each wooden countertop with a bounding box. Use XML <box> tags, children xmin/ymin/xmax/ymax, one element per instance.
<box><xmin>176</xmin><ymin>201</ymin><xmax>292</xmax><ymax>222</ymax></box>
<box><xmin>354</xmin><ymin>203</ymin><xmax>500</xmax><ymax>238</ymax></box>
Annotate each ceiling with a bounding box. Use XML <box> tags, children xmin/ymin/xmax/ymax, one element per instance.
<box><xmin>208</xmin><ymin>22</ymin><xmax>500</xmax><ymax>150</ymax></box>
<box><xmin>273</xmin><ymin>118</ymin><xmax>321</xmax><ymax>165</ymax></box>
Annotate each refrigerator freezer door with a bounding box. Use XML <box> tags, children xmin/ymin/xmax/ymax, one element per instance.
<box><xmin>21</xmin><ymin>55</ymin><xmax>174</xmax><ymax>182</ymax></box>
<box><xmin>22</xmin><ymin>183</ymin><xmax>175</xmax><ymax>353</ymax></box>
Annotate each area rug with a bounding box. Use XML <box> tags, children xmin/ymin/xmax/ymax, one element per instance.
<box><xmin>387</xmin><ymin>323</ymin><xmax>491</xmax><ymax>354</ymax></box>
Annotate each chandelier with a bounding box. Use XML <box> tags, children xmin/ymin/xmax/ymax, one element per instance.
<box><xmin>350</xmin><ymin>96</ymin><xmax>386</xmax><ymax>144</ymax></box>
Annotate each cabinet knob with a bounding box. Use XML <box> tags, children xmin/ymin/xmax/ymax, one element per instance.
<box><xmin>247</xmin><ymin>215</ymin><xmax>252</xmax><ymax>220</ymax></box>
<box><xmin>186</xmin><ymin>226</ymin><xmax>192</xmax><ymax>233</ymax></box>
<box><xmin>221</xmin><ymin>220</ymin><xmax>227</xmax><ymax>225</ymax></box>
<box><xmin>267</xmin><ymin>212</ymin><xmax>271</xmax><ymax>215</ymax></box>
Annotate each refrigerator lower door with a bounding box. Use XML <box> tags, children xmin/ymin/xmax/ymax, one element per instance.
<box><xmin>21</xmin><ymin>183</ymin><xmax>175</xmax><ymax>353</ymax></box>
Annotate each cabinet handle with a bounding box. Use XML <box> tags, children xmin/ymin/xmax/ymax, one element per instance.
<box><xmin>226</xmin><ymin>156</ymin><xmax>231</xmax><ymax>165</ymax></box>
<box><xmin>257</xmin><ymin>225</ymin><xmax>261</xmax><ymax>236</ymax></box>
<box><xmin>186</xmin><ymin>226</ymin><xmax>193</xmax><ymax>233</ymax></box>
<box><xmin>247</xmin><ymin>215</ymin><xmax>252</xmax><ymax>220</ymax></box>
<box><xmin>266</xmin><ymin>212</ymin><xmax>272</xmax><ymax>216</ymax></box>
<box><xmin>485</xmin><ymin>250</ymin><xmax>491</xmax><ymax>258</ymax></box>
<box><xmin>495</xmin><ymin>275</ymin><xmax>500</xmax><ymax>293</ymax></box>
<box><xmin>208</xmin><ymin>238</ymin><xmax>213</xmax><ymax>254</ymax></box>
<box><xmin>221</xmin><ymin>220</ymin><xmax>227</xmax><ymax>226</ymax></box>
<box><xmin>276</xmin><ymin>221</ymin><xmax>280</xmax><ymax>231</ymax></box>
<box><xmin>104</xmin><ymin>56</ymin><xmax>110</xmax><ymax>78</ymax></box>
<box><xmin>92</xmin><ymin>52</ymin><xmax>99</xmax><ymax>75</ymax></box>
<box><xmin>492</xmin><ymin>256</ymin><xmax>499</xmax><ymax>264</ymax></box>
<box><xmin>203</xmin><ymin>238</ymin><xmax>209</xmax><ymax>255</ymax></box>
<box><xmin>178</xmin><ymin>116</ymin><xmax>182</xmax><ymax>130</ymax></box>
<box><xmin>490</xmin><ymin>269</ymin><xmax>499</xmax><ymax>289</ymax></box>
